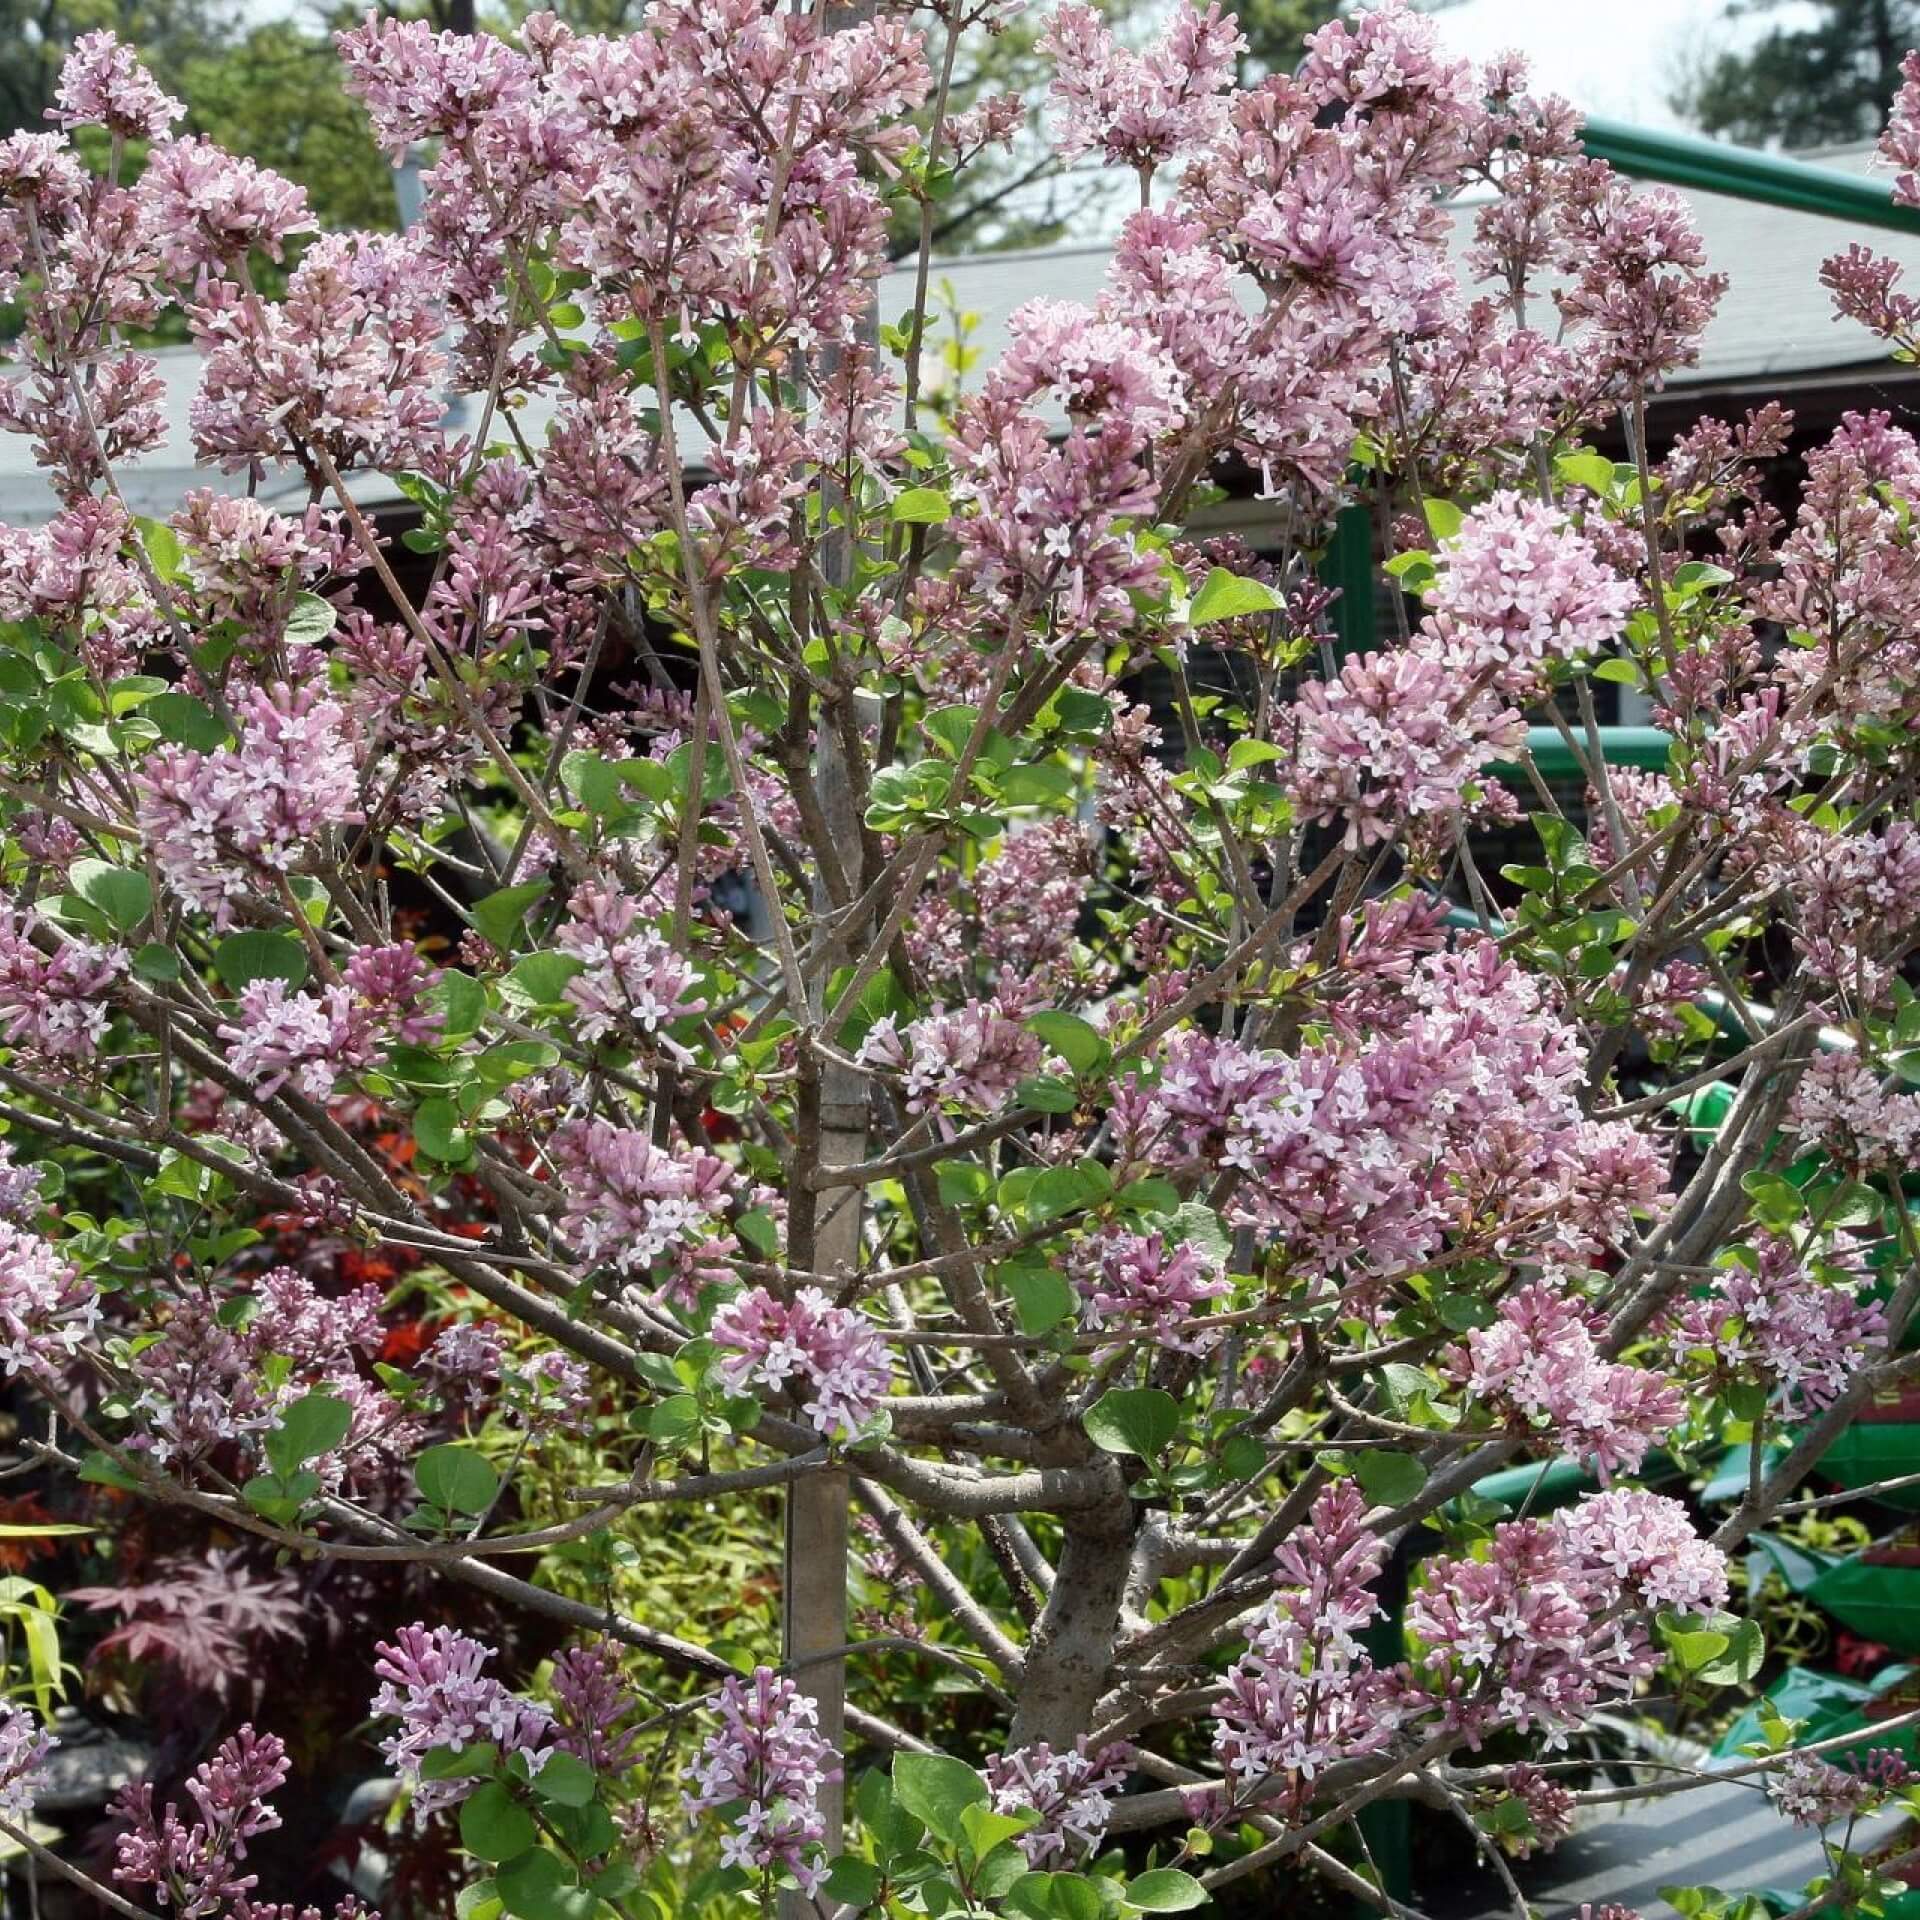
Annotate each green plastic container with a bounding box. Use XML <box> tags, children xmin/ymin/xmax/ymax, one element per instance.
<box><xmin>1816</xmin><ymin>1386</ymin><xmax>1920</xmax><ymax>1514</ymax></box>
<box><xmin>1807</xmin><ymin>1530</ymin><xmax>1920</xmax><ymax>1655</ymax></box>
<box><xmin>1469</xmin><ymin>1452</ymin><xmax>1683</xmax><ymax>1514</ymax></box>
<box><xmin>1713</xmin><ymin>1663</ymin><xmax>1920</xmax><ymax>1764</ymax></box>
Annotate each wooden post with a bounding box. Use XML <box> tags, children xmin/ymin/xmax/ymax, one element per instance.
<box><xmin>779</xmin><ymin>732</ymin><xmax>870</xmax><ymax>1917</ymax></box>
<box><xmin>780</xmin><ymin>6</ymin><xmax>877</xmax><ymax>1898</ymax></box>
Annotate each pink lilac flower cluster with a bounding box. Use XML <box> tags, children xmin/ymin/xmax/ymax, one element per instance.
<box><xmin>1422</xmin><ymin>491</ymin><xmax>1637</xmax><ymax>695</ymax></box>
<box><xmin>551</xmin><ymin>1642</ymin><xmax>643</xmax><ymax>1778</ymax></box>
<box><xmin>549</xmin><ymin>1117</ymin><xmax>736</xmax><ymax>1297</ymax></box>
<box><xmin>1214</xmin><ymin>1482</ymin><xmax>1397</xmax><ymax>1813</ymax></box>
<box><xmin>1771</xmin><ymin>817</ymin><xmax>1920</xmax><ymax>1007</ymax></box>
<box><xmin>970</xmin><ymin>821</ymin><xmax>1097</xmax><ymax>988</ymax></box>
<box><xmin>220</xmin><ymin>981</ymin><xmax>375</xmax><ymax>1104</ymax></box>
<box><xmin>557</xmin><ymin>881</ymin><xmax>708</xmax><ymax>1050</ymax></box>
<box><xmin>1041</xmin><ymin>0</ymin><xmax>1243</xmax><ymax>174</ymax></box>
<box><xmin>127</xmin><ymin>1267</ymin><xmax>401</xmax><ymax>1481</ymax></box>
<box><xmin>219</xmin><ymin>944</ymin><xmax>442</xmax><ymax>1103</ymax></box>
<box><xmin>53</xmin><ymin>28</ymin><xmax>184</xmax><ymax>138</ymax></box>
<box><xmin>684</xmin><ymin>1668</ymin><xmax>838</xmax><ymax>1896</ymax></box>
<box><xmin>113</xmin><ymin>1726</ymin><xmax>379</xmax><ymax>1920</ymax></box>
<box><xmin>984</xmin><ymin>1739</ymin><xmax>1133</xmax><ymax>1866</ymax></box>
<box><xmin>0</xmin><ymin>1221</ymin><xmax>100</xmax><ymax>1379</ymax></box>
<box><xmin>1446</xmin><ymin>1280</ymin><xmax>1684</xmax><ymax>1480</ymax></box>
<box><xmin>857</xmin><ymin>996</ymin><xmax>1043</xmax><ymax>1126</ymax></box>
<box><xmin>189</xmin><ymin>230</ymin><xmax>446</xmax><ymax>475</ymax></box>
<box><xmin>1275</xmin><ymin>490</ymin><xmax>1639</xmax><ymax>855</ymax></box>
<box><xmin>1554</xmin><ymin>163</ymin><xmax>1727</xmax><ymax>389</ymax></box>
<box><xmin>1665</xmin><ymin>1232</ymin><xmax>1885</xmax><ymax>1414</ymax></box>
<box><xmin>167</xmin><ymin>493</ymin><xmax>337</xmax><ymax>628</ymax></box>
<box><xmin>513</xmin><ymin>1348</ymin><xmax>594</xmax><ymax>1422</ymax></box>
<box><xmin>1069</xmin><ymin>1226</ymin><xmax>1231</xmax><ymax>1354</ymax></box>
<box><xmin>1769</xmin><ymin>1746</ymin><xmax>1914</xmax><ymax>1828</ymax></box>
<box><xmin>0</xmin><ymin>1142</ymin><xmax>44</xmax><ymax>1224</ymax></box>
<box><xmin>1496</xmin><ymin>1764</ymin><xmax>1576</xmax><ymax>1857</ymax></box>
<box><xmin>0</xmin><ymin>501</ymin><xmax>148</xmax><ymax>674</ymax></box>
<box><xmin>424</xmin><ymin>1321</ymin><xmax>506</xmax><ymax>1416</ymax></box>
<box><xmin>1789</xmin><ymin>1052</ymin><xmax>1920</xmax><ymax>1174</ymax></box>
<box><xmin>0</xmin><ymin>906</ymin><xmax>125</xmax><ymax>1062</ymax></box>
<box><xmin>0</xmin><ymin>1703</ymin><xmax>51</xmax><ymax>1824</ymax></box>
<box><xmin>1884</xmin><ymin>49</ymin><xmax>1920</xmax><ymax>206</ymax></box>
<box><xmin>1761</xmin><ymin>414</ymin><xmax>1920</xmax><ymax>733</ymax></box>
<box><xmin>1117</xmin><ymin>938</ymin><xmax>1666</xmax><ymax>1293</ymax></box>
<box><xmin>334</xmin><ymin>2</ymin><xmax>927</xmax><ymax>398</ymax></box>
<box><xmin>140</xmin><ymin>136</ymin><xmax>314</xmax><ymax>279</ymax></box>
<box><xmin>137</xmin><ymin>682</ymin><xmax>362</xmax><ymax>922</ymax></box>
<box><xmin>1283</xmin><ymin>648</ymin><xmax>1524</xmax><ymax>850</ymax></box>
<box><xmin>1406</xmin><ymin>1491</ymin><xmax>1726</xmax><ymax>1747</ymax></box>
<box><xmin>251</xmin><ymin>1266</ymin><xmax>384</xmax><ymax>1365</ymax></box>
<box><xmin>711</xmin><ymin>1286</ymin><xmax>891</xmax><ymax>1440</ymax></box>
<box><xmin>370</xmin><ymin>1625</ymin><xmax>555</xmax><ymax>1815</ymax></box>
<box><xmin>991</xmin><ymin>301</ymin><xmax>1188</xmax><ymax>441</ymax></box>
<box><xmin>426</xmin><ymin>1321</ymin><xmax>505</xmax><ymax>1383</ymax></box>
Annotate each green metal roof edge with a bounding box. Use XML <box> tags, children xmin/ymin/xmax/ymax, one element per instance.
<box><xmin>1580</xmin><ymin>115</ymin><xmax>1920</xmax><ymax>236</ymax></box>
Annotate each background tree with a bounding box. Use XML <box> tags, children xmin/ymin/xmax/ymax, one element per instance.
<box><xmin>1676</xmin><ymin>0</ymin><xmax>1920</xmax><ymax>147</ymax></box>
<box><xmin>0</xmin><ymin>0</ymin><xmax>231</xmax><ymax>135</ymax></box>
<box><xmin>1232</xmin><ymin>0</ymin><xmax>1342</xmax><ymax>76</ymax></box>
<box><xmin>178</xmin><ymin>18</ymin><xmax>396</xmax><ymax>233</ymax></box>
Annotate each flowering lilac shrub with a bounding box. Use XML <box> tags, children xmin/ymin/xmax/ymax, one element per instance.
<box><xmin>4</xmin><ymin>3</ymin><xmax>1920</xmax><ymax>1917</ymax></box>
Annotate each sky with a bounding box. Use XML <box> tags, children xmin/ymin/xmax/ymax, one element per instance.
<box><xmin>1425</xmin><ymin>0</ymin><xmax>1822</xmax><ymax>134</ymax></box>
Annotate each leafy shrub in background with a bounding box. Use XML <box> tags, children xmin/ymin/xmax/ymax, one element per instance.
<box><xmin>2</xmin><ymin>7</ymin><xmax>1920</xmax><ymax>1919</ymax></box>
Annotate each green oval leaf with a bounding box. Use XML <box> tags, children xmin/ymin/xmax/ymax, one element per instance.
<box><xmin>416</xmin><ymin>1444</ymin><xmax>500</xmax><ymax>1515</ymax></box>
<box><xmin>1354</xmin><ymin>1448</ymin><xmax>1428</xmax><ymax>1508</ymax></box>
<box><xmin>214</xmin><ymin>930</ymin><xmax>309</xmax><ymax>992</ymax></box>
<box><xmin>460</xmin><ymin>1780</ymin><xmax>538</xmax><ymax>1863</ymax></box>
<box><xmin>892</xmin><ymin>1752</ymin><xmax>987</xmax><ymax>1846</ymax></box>
<box><xmin>1126</xmin><ymin>1867</ymin><xmax>1209</xmax><ymax>1911</ymax></box>
<box><xmin>1189</xmin><ymin>567</ymin><xmax>1284</xmax><ymax>626</ymax></box>
<box><xmin>1084</xmin><ymin>1388</ymin><xmax>1179</xmax><ymax>1459</ymax></box>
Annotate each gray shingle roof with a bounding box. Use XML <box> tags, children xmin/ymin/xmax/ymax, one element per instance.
<box><xmin>3</xmin><ymin>144</ymin><xmax>1913</xmax><ymax>526</ymax></box>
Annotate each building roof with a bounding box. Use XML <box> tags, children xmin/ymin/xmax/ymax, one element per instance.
<box><xmin>3</xmin><ymin>143</ymin><xmax>1915</xmax><ymax>526</ymax></box>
